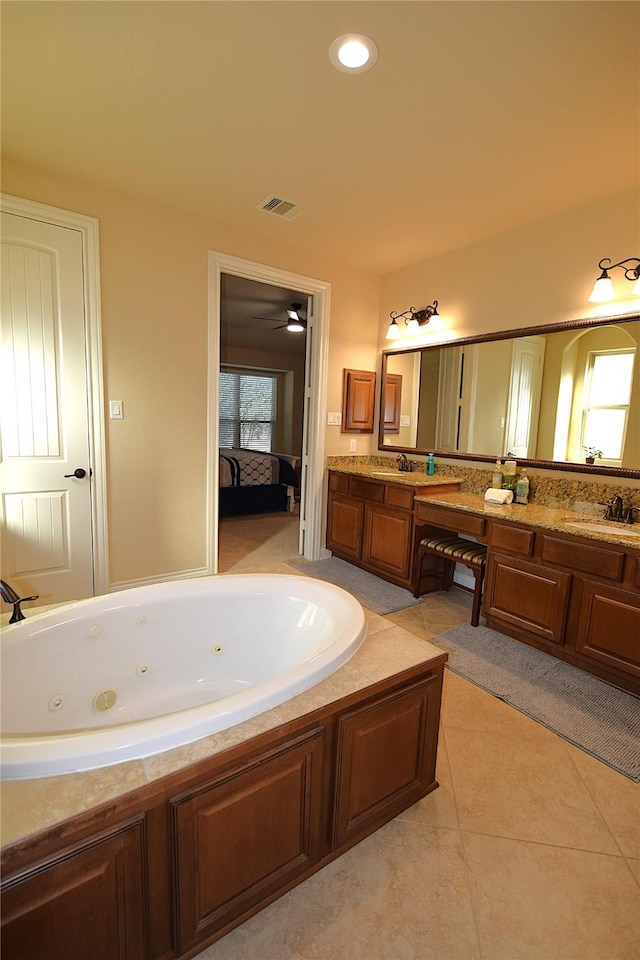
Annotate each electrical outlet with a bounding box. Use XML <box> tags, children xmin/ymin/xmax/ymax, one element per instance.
<box><xmin>349</xmin><ymin>439</ymin><xmax>357</xmax><ymax>452</ymax></box>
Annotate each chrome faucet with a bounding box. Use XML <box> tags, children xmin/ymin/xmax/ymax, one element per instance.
<box><xmin>0</xmin><ymin>579</ymin><xmax>39</xmax><ymax>623</ymax></box>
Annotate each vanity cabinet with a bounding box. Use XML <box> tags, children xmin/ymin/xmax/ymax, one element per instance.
<box><xmin>484</xmin><ymin>523</ymin><xmax>571</xmax><ymax>646</ymax></box>
<box><xmin>327</xmin><ymin>472</ymin><xmax>416</xmax><ymax>587</ymax></box>
<box><xmin>482</xmin><ymin>520</ymin><xmax>640</xmax><ymax>694</ymax></box>
<box><xmin>1</xmin><ymin>660</ymin><xmax>446</xmax><ymax>960</ymax></box>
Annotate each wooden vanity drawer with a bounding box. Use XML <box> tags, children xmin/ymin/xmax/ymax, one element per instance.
<box><xmin>414</xmin><ymin>503</ymin><xmax>486</xmax><ymax>538</ymax></box>
<box><xmin>541</xmin><ymin>535</ymin><xmax>624</xmax><ymax>582</ymax></box>
<box><xmin>489</xmin><ymin>522</ymin><xmax>535</xmax><ymax>558</ymax></box>
<box><xmin>385</xmin><ymin>485</ymin><xmax>414</xmax><ymax>511</ymax></box>
<box><xmin>329</xmin><ymin>472</ymin><xmax>349</xmax><ymax>494</ymax></box>
<box><xmin>349</xmin><ymin>477</ymin><xmax>385</xmax><ymax>502</ymax></box>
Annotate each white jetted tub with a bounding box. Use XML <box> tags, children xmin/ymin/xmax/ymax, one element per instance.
<box><xmin>0</xmin><ymin>574</ymin><xmax>366</xmax><ymax>780</ymax></box>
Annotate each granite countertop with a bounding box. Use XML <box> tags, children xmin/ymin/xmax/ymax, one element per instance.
<box><xmin>0</xmin><ymin>616</ymin><xmax>446</xmax><ymax>851</ymax></box>
<box><xmin>414</xmin><ymin>490</ymin><xmax>640</xmax><ymax>549</ymax></box>
<box><xmin>328</xmin><ymin>461</ymin><xmax>463</xmax><ymax>488</ymax></box>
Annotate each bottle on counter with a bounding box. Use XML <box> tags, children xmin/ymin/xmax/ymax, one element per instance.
<box><xmin>491</xmin><ymin>458</ymin><xmax>503</xmax><ymax>489</ymax></box>
<box><xmin>502</xmin><ymin>458</ymin><xmax>518</xmax><ymax>491</ymax></box>
<box><xmin>427</xmin><ymin>453</ymin><xmax>436</xmax><ymax>476</ymax></box>
<box><xmin>515</xmin><ymin>469</ymin><xmax>530</xmax><ymax>504</ymax></box>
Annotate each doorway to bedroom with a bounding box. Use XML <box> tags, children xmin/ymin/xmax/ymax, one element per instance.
<box><xmin>208</xmin><ymin>251</ymin><xmax>330</xmax><ymax>575</ymax></box>
<box><xmin>218</xmin><ymin>273</ymin><xmax>307</xmax><ymax>572</ymax></box>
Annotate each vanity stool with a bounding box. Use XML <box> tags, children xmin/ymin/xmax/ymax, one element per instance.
<box><xmin>413</xmin><ymin>535</ymin><xmax>487</xmax><ymax>626</ymax></box>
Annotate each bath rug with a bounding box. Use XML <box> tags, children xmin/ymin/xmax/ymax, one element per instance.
<box><xmin>435</xmin><ymin>623</ymin><xmax>640</xmax><ymax>781</ymax></box>
<box><xmin>290</xmin><ymin>557</ymin><xmax>422</xmax><ymax>615</ymax></box>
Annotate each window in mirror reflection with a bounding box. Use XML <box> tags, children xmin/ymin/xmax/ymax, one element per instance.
<box><xmin>579</xmin><ymin>351</ymin><xmax>634</xmax><ymax>464</ymax></box>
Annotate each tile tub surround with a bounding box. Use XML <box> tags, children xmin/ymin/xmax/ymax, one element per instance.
<box><xmin>0</xmin><ymin>620</ymin><xmax>445</xmax><ymax>848</ymax></box>
<box><xmin>2</xmin><ymin>564</ymin><xmax>639</xmax><ymax>960</ymax></box>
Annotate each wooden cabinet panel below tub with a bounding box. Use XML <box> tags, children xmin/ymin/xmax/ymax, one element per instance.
<box><xmin>171</xmin><ymin>728</ymin><xmax>325</xmax><ymax>955</ymax></box>
<box><xmin>0</xmin><ymin>660</ymin><xmax>447</xmax><ymax>960</ymax></box>
<box><xmin>333</xmin><ymin>676</ymin><xmax>440</xmax><ymax>848</ymax></box>
<box><xmin>0</xmin><ymin>816</ymin><xmax>147</xmax><ymax>960</ymax></box>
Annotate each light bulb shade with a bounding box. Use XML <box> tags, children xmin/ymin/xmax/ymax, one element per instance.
<box><xmin>588</xmin><ymin>273</ymin><xmax>615</xmax><ymax>303</ymax></box>
<box><xmin>386</xmin><ymin>319</ymin><xmax>401</xmax><ymax>340</ymax></box>
<box><xmin>286</xmin><ymin>320</ymin><xmax>305</xmax><ymax>333</ymax></box>
<box><xmin>633</xmin><ymin>275</ymin><xmax>640</xmax><ymax>296</ymax></box>
<box><xmin>406</xmin><ymin>316</ymin><xmax>420</xmax><ymax>332</ymax></box>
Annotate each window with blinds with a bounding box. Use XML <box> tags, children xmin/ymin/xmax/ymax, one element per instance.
<box><xmin>219</xmin><ymin>370</ymin><xmax>277</xmax><ymax>451</ymax></box>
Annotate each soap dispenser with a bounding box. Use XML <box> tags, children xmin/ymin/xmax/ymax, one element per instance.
<box><xmin>427</xmin><ymin>453</ymin><xmax>435</xmax><ymax>476</ymax></box>
<box><xmin>491</xmin><ymin>458</ymin><xmax>503</xmax><ymax>489</ymax></box>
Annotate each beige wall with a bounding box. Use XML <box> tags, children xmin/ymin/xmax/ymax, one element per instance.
<box><xmin>379</xmin><ymin>189</ymin><xmax>640</xmax><ymax>348</ymax></box>
<box><xmin>3</xmin><ymin>161</ymin><xmax>638</xmax><ymax>584</ymax></box>
<box><xmin>2</xmin><ymin>159</ymin><xmax>381</xmax><ymax>584</ymax></box>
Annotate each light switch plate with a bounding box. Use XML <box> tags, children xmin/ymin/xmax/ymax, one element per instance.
<box><xmin>109</xmin><ymin>400</ymin><xmax>124</xmax><ymax>420</ymax></box>
<box><xmin>327</xmin><ymin>411</ymin><xmax>342</xmax><ymax>425</ymax></box>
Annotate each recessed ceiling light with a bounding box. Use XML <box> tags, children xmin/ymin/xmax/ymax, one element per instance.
<box><xmin>329</xmin><ymin>34</ymin><xmax>378</xmax><ymax>74</ymax></box>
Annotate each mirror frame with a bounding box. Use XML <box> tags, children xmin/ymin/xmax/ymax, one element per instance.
<box><xmin>379</xmin><ymin>311</ymin><xmax>640</xmax><ymax>479</ymax></box>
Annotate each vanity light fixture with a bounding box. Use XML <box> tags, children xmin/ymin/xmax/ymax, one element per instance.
<box><xmin>329</xmin><ymin>34</ymin><xmax>378</xmax><ymax>73</ymax></box>
<box><xmin>588</xmin><ymin>257</ymin><xmax>640</xmax><ymax>302</ymax></box>
<box><xmin>385</xmin><ymin>301</ymin><xmax>440</xmax><ymax>339</ymax></box>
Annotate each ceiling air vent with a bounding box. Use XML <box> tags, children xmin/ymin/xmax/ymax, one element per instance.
<box><xmin>257</xmin><ymin>195</ymin><xmax>308</xmax><ymax>222</ymax></box>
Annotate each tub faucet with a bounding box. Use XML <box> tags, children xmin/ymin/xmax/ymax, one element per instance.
<box><xmin>0</xmin><ymin>579</ymin><xmax>39</xmax><ymax>624</ymax></box>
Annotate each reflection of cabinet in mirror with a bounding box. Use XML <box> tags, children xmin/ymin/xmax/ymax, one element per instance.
<box><xmin>384</xmin><ymin>374</ymin><xmax>402</xmax><ymax>433</ymax></box>
<box><xmin>342</xmin><ymin>369</ymin><xmax>376</xmax><ymax>433</ymax></box>
<box><xmin>379</xmin><ymin>314</ymin><xmax>640</xmax><ymax>477</ymax></box>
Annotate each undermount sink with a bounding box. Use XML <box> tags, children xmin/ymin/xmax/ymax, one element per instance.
<box><xmin>566</xmin><ymin>520</ymin><xmax>640</xmax><ymax>538</ymax></box>
<box><xmin>371</xmin><ymin>471</ymin><xmax>404</xmax><ymax>476</ymax></box>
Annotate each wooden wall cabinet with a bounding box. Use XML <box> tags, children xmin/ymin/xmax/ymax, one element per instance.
<box><xmin>342</xmin><ymin>369</ymin><xmax>376</xmax><ymax>433</ymax></box>
<box><xmin>1</xmin><ymin>662</ymin><xmax>446</xmax><ymax>960</ymax></box>
<box><xmin>383</xmin><ymin>373</ymin><xmax>402</xmax><ymax>434</ymax></box>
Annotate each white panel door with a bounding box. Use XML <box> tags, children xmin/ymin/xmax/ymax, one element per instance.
<box><xmin>505</xmin><ymin>336</ymin><xmax>546</xmax><ymax>459</ymax></box>
<box><xmin>0</xmin><ymin>212</ymin><xmax>94</xmax><ymax>603</ymax></box>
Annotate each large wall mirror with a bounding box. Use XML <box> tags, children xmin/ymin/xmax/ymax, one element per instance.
<box><xmin>379</xmin><ymin>313</ymin><xmax>640</xmax><ymax>478</ymax></box>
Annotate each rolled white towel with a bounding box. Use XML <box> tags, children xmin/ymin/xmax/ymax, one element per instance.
<box><xmin>484</xmin><ymin>488</ymin><xmax>513</xmax><ymax>505</ymax></box>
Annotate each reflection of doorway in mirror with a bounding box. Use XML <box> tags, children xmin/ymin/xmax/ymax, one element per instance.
<box><xmin>504</xmin><ymin>337</ymin><xmax>546</xmax><ymax>459</ymax></box>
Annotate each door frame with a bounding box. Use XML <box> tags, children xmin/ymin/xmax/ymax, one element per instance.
<box><xmin>1</xmin><ymin>193</ymin><xmax>109</xmax><ymax>595</ymax></box>
<box><xmin>207</xmin><ymin>251</ymin><xmax>330</xmax><ymax>573</ymax></box>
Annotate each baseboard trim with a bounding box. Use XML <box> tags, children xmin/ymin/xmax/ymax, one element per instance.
<box><xmin>110</xmin><ymin>567</ymin><xmax>210</xmax><ymax>593</ymax></box>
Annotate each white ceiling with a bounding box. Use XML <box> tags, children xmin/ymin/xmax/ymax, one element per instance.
<box><xmin>2</xmin><ymin>1</ymin><xmax>639</xmax><ymax>276</ymax></box>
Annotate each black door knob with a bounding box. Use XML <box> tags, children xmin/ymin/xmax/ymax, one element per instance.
<box><xmin>64</xmin><ymin>468</ymin><xmax>87</xmax><ymax>479</ymax></box>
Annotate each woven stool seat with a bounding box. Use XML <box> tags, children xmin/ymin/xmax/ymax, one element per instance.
<box><xmin>414</xmin><ymin>535</ymin><xmax>487</xmax><ymax>626</ymax></box>
<box><xmin>419</xmin><ymin>536</ymin><xmax>487</xmax><ymax>567</ymax></box>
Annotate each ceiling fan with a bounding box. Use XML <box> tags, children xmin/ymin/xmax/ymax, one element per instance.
<box><xmin>252</xmin><ymin>302</ymin><xmax>307</xmax><ymax>333</ymax></box>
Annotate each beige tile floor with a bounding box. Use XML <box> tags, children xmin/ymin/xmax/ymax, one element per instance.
<box><xmin>204</xmin><ymin>514</ymin><xmax>640</xmax><ymax>960</ymax></box>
